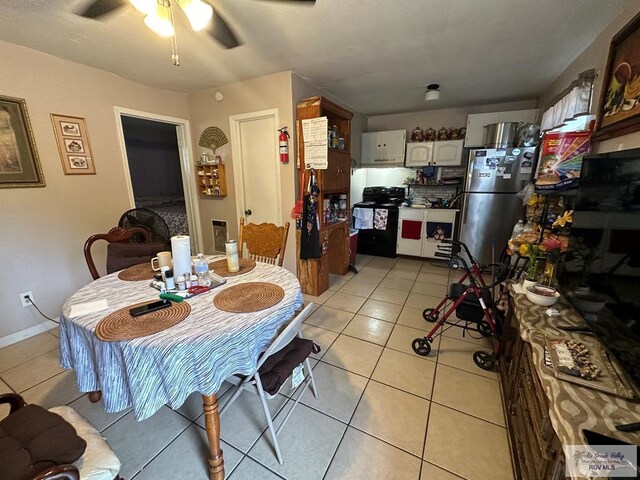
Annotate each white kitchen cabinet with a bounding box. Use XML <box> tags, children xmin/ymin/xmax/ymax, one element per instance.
<box><xmin>361</xmin><ymin>130</ymin><xmax>406</xmax><ymax>166</ymax></box>
<box><xmin>405</xmin><ymin>139</ymin><xmax>463</xmax><ymax>167</ymax></box>
<box><xmin>432</xmin><ymin>139</ymin><xmax>464</xmax><ymax>166</ymax></box>
<box><xmin>421</xmin><ymin>209</ymin><xmax>457</xmax><ymax>258</ymax></box>
<box><xmin>405</xmin><ymin>142</ymin><xmax>433</xmax><ymax>167</ymax></box>
<box><xmin>464</xmin><ymin>109</ymin><xmax>539</xmax><ymax>147</ymax></box>
<box><xmin>397</xmin><ymin>208</ymin><xmax>457</xmax><ymax>258</ymax></box>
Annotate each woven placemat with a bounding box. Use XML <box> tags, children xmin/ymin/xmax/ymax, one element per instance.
<box><xmin>118</xmin><ymin>263</ymin><xmax>156</xmax><ymax>281</ymax></box>
<box><xmin>209</xmin><ymin>258</ymin><xmax>256</xmax><ymax>277</ymax></box>
<box><xmin>95</xmin><ymin>301</ymin><xmax>191</xmax><ymax>341</ymax></box>
<box><xmin>213</xmin><ymin>282</ymin><xmax>284</xmax><ymax>313</ymax></box>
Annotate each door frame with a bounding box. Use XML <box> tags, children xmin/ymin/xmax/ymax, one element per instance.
<box><xmin>229</xmin><ymin>108</ymin><xmax>282</xmax><ymax>225</ymax></box>
<box><xmin>113</xmin><ymin>106</ymin><xmax>203</xmax><ymax>252</ymax></box>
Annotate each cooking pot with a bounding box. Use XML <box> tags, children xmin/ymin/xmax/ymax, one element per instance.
<box><xmin>483</xmin><ymin>122</ymin><xmax>520</xmax><ymax>148</ymax></box>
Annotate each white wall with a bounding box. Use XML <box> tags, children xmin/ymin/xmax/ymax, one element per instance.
<box><xmin>0</xmin><ymin>41</ymin><xmax>190</xmax><ymax>339</ymax></box>
<box><xmin>539</xmin><ymin>3</ymin><xmax>640</xmax><ymax>153</ymax></box>
<box><xmin>367</xmin><ymin>100</ymin><xmax>538</xmax><ymax>133</ymax></box>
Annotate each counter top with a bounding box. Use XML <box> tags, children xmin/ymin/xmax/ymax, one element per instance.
<box><xmin>509</xmin><ymin>284</ymin><xmax>640</xmax><ymax>478</ymax></box>
<box><xmin>399</xmin><ymin>206</ymin><xmax>460</xmax><ymax>211</ymax></box>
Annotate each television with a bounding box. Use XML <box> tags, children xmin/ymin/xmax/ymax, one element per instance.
<box><xmin>562</xmin><ymin>148</ymin><xmax>640</xmax><ymax>394</ymax></box>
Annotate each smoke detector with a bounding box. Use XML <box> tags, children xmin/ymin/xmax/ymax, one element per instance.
<box><xmin>424</xmin><ymin>83</ymin><xmax>440</xmax><ymax>101</ymax></box>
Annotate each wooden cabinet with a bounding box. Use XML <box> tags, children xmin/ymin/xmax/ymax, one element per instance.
<box><xmin>464</xmin><ymin>109</ymin><xmax>539</xmax><ymax>147</ymax></box>
<box><xmin>296</xmin><ymin>96</ymin><xmax>353</xmax><ymax>295</ymax></box>
<box><xmin>396</xmin><ymin>207</ymin><xmax>457</xmax><ymax>258</ymax></box>
<box><xmin>196</xmin><ymin>164</ymin><xmax>227</xmax><ymax>197</ymax></box>
<box><xmin>499</xmin><ymin>299</ymin><xmax>565</xmax><ymax>480</ymax></box>
<box><xmin>405</xmin><ymin>140</ymin><xmax>463</xmax><ymax>167</ymax></box>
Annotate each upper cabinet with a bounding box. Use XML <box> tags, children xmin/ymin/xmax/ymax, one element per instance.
<box><xmin>464</xmin><ymin>109</ymin><xmax>539</xmax><ymax>147</ymax></box>
<box><xmin>360</xmin><ymin>130</ymin><xmax>406</xmax><ymax>167</ymax></box>
<box><xmin>432</xmin><ymin>139</ymin><xmax>464</xmax><ymax>166</ymax></box>
<box><xmin>405</xmin><ymin>139</ymin><xmax>463</xmax><ymax>167</ymax></box>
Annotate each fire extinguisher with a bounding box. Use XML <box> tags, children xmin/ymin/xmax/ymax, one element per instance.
<box><xmin>278</xmin><ymin>126</ymin><xmax>290</xmax><ymax>163</ymax></box>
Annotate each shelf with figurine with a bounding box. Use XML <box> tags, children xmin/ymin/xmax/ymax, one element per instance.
<box><xmin>410</xmin><ymin>126</ymin><xmax>466</xmax><ymax>142</ymax></box>
<box><xmin>196</xmin><ymin>163</ymin><xmax>227</xmax><ymax>197</ymax></box>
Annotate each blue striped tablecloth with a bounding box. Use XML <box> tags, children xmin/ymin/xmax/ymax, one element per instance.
<box><xmin>59</xmin><ymin>257</ymin><xmax>303</xmax><ymax>421</ymax></box>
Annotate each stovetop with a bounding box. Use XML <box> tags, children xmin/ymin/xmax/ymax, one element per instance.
<box><xmin>361</xmin><ymin>186</ymin><xmax>405</xmax><ymax>205</ymax></box>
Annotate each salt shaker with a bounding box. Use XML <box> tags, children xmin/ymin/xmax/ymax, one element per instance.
<box><xmin>226</xmin><ymin>240</ymin><xmax>240</xmax><ymax>273</ymax></box>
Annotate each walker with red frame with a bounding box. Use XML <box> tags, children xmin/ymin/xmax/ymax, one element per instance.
<box><xmin>411</xmin><ymin>239</ymin><xmax>508</xmax><ymax>371</ymax></box>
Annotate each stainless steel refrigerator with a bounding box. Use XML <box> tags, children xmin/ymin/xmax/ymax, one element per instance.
<box><xmin>459</xmin><ymin>147</ymin><xmax>537</xmax><ymax>265</ymax></box>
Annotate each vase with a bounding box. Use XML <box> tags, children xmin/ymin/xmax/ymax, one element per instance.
<box><xmin>522</xmin><ymin>279</ymin><xmax>537</xmax><ymax>291</ymax></box>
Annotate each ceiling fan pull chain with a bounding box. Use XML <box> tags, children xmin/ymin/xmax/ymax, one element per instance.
<box><xmin>168</xmin><ymin>1</ymin><xmax>180</xmax><ymax>66</ymax></box>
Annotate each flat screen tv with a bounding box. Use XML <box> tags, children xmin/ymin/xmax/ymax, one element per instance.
<box><xmin>563</xmin><ymin>148</ymin><xmax>640</xmax><ymax>394</ymax></box>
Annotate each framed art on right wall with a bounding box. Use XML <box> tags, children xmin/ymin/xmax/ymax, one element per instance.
<box><xmin>593</xmin><ymin>11</ymin><xmax>640</xmax><ymax>141</ymax></box>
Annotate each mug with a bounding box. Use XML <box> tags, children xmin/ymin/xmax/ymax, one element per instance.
<box><xmin>151</xmin><ymin>251</ymin><xmax>172</xmax><ymax>271</ymax></box>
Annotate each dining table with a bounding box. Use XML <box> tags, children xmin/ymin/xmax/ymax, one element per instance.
<box><xmin>58</xmin><ymin>255</ymin><xmax>303</xmax><ymax>480</ymax></box>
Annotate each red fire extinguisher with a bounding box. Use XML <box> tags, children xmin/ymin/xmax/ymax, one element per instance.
<box><xmin>278</xmin><ymin>126</ymin><xmax>290</xmax><ymax>163</ymax></box>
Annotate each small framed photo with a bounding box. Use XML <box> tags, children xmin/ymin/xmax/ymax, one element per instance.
<box><xmin>51</xmin><ymin>114</ymin><xmax>95</xmax><ymax>174</ymax></box>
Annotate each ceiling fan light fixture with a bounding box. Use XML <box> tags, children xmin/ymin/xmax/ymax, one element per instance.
<box><xmin>129</xmin><ymin>0</ymin><xmax>157</xmax><ymax>16</ymax></box>
<box><xmin>144</xmin><ymin>4</ymin><xmax>175</xmax><ymax>37</ymax></box>
<box><xmin>424</xmin><ymin>83</ymin><xmax>440</xmax><ymax>102</ymax></box>
<box><xmin>178</xmin><ymin>0</ymin><xmax>213</xmax><ymax>31</ymax></box>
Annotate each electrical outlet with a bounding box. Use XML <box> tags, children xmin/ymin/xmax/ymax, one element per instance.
<box><xmin>20</xmin><ymin>291</ymin><xmax>33</xmax><ymax>307</ymax></box>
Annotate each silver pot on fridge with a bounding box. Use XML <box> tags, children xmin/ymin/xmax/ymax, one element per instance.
<box><xmin>483</xmin><ymin>122</ymin><xmax>520</xmax><ymax>148</ymax></box>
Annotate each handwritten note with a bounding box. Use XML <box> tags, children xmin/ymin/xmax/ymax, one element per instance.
<box><xmin>302</xmin><ymin>117</ymin><xmax>328</xmax><ymax>169</ymax></box>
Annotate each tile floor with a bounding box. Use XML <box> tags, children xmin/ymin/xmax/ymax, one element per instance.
<box><xmin>0</xmin><ymin>255</ymin><xmax>515</xmax><ymax>480</ymax></box>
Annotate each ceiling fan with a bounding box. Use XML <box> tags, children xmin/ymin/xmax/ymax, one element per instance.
<box><xmin>78</xmin><ymin>0</ymin><xmax>315</xmax><ymax>53</ymax></box>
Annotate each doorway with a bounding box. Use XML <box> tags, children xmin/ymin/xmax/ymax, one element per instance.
<box><xmin>229</xmin><ymin>108</ymin><xmax>282</xmax><ymax>226</ymax></box>
<box><xmin>114</xmin><ymin>107</ymin><xmax>202</xmax><ymax>252</ymax></box>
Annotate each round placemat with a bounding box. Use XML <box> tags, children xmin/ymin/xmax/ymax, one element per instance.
<box><xmin>118</xmin><ymin>263</ymin><xmax>156</xmax><ymax>281</ymax></box>
<box><xmin>209</xmin><ymin>258</ymin><xmax>256</xmax><ymax>277</ymax></box>
<box><xmin>213</xmin><ymin>282</ymin><xmax>284</xmax><ymax>313</ymax></box>
<box><xmin>95</xmin><ymin>301</ymin><xmax>191</xmax><ymax>341</ymax></box>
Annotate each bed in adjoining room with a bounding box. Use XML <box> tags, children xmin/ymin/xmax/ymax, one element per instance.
<box><xmin>135</xmin><ymin>196</ymin><xmax>189</xmax><ymax>238</ymax></box>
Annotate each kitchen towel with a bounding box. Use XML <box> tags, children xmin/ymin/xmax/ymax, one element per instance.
<box><xmin>401</xmin><ymin>220</ymin><xmax>422</xmax><ymax>240</ymax></box>
<box><xmin>171</xmin><ymin>235</ymin><xmax>192</xmax><ymax>279</ymax></box>
<box><xmin>353</xmin><ymin>207</ymin><xmax>373</xmax><ymax>230</ymax></box>
<box><xmin>374</xmin><ymin>209</ymin><xmax>389</xmax><ymax>230</ymax></box>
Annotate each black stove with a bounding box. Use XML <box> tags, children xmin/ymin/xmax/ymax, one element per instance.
<box><xmin>353</xmin><ymin>186</ymin><xmax>406</xmax><ymax>258</ymax></box>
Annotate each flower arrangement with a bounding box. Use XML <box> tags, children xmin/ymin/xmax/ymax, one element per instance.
<box><xmin>519</xmin><ymin>237</ymin><xmax>566</xmax><ymax>285</ymax></box>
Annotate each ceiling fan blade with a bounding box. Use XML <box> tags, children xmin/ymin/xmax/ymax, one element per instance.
<box><xmin>208</xmin><ymin>6</ymin><xmax>241</xmax><ymax>49</ymax></box>
<box><xmin>79</xmin><ymin>0</ymin><xmax>128</xmax><ymax>19</ymax></box>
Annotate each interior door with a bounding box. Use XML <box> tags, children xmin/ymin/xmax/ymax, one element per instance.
<box><xmin>230</xmin><ymin>110</ymin><xmax>281</xmax><ymax>226</ymax></box>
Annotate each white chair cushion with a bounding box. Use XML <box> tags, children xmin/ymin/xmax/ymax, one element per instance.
<box><xmin>49</xmin><ymin>406</ymin><xmax>121</xmax><ymax>480</ymax></box>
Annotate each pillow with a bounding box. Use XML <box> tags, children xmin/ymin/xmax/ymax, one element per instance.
<box><xmin>0</xmin><ymin>404</ymin><xmax>87</xmax><ymax>480</ymax></box>
<box><xmin>106</xmin><ymin>241</ymin><xmax>165</xmax><ymax>274</ymax></box>
<box><xmin>258</xmin><ymin>337</ymin><xmax>315</xmax><ymax>396</ymax></box>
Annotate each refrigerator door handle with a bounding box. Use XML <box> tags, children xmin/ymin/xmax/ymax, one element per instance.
<box><xmin>462</xmin><ymin>193</ymin><xmax>470</xmax><ymax>224</ymax></box>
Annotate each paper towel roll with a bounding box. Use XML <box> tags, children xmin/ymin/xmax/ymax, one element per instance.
<box><xmin>171</xmin><ymin>235</ymin><xmax>192</xmax><ymax>279</ymax></box>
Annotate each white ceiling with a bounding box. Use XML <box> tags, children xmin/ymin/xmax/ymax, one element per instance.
<box><xmin>0</xmin><ymin>0</ymin><xmax>633</xmax><ymax>115</ymax></box>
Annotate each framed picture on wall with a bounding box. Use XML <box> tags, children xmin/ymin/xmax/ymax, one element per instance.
<box><xmin>0</xmin><ymin>95</ymin><xmax>45</xmax><ymax>188</ymax></box>
<box><xmin>51</xmin><ymin>113</ymin><xmax>95</xmax><ymax>174</ymax></box>
<box><xmin>593</xmin><ymin>11</ymin><xmax>640</xmax><ymax>141</ymax></box>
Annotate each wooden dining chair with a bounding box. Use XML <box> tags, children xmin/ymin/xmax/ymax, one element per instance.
<box><xmin>238</xmin><ymin>217</ymin><xmax>290</xmax><ymax>267</ymax></box>
<box><xmin>84</xmin><ymin>226</ymin><xmax>163</xmax><ymax>280</ymax></box>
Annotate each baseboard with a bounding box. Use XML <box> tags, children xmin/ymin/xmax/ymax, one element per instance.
<box><xmin>0</xmin><ymin>319</ymin><xmax>59</xmax><ymax>349</ymax></box>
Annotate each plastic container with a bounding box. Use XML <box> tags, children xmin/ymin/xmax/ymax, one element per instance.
<box><xmin>225</xmin><ymin>240</ymin><xmax>240</xmax><ymax>273</ymax></box>
<box><xmin>511</xmin><ymin>220</ymin><xmax>524</xmax><ymax>240</ymax></box>
<box><xmin>194</xmin><ymin>253</ymin><xmax>211</xmax><ymax>287</ymax></box>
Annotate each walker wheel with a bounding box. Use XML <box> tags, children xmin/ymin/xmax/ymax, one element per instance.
<box><xmin>423</xmin><ymin>308</ymin><xmax>439</xmax><ymax>323</ymax></box>
<box><xmin>473</xmin><ymin>351</ymin><xmax>495</xmax><ymax>371</ymax></box>
<box><xmin>478</xmin><ymin>321</ymin><xmax>493</xmax><ymax>337</ymax></box>
<box><xmin>412</xmin><ymin>338</ymin><xmax>432</xmax><ymax>356</ymax></box>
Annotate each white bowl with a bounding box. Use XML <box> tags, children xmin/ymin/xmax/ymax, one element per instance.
<box><xmin>525</xmin><ymin>284</ymin><xmax>560</xmax><ymax>307</ymax></box>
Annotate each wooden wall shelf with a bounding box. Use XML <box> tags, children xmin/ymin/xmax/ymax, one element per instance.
<box><xmin>197</xmin><ymin>164</ymin><xmax>227</xmax><ymax>197</ymax></box>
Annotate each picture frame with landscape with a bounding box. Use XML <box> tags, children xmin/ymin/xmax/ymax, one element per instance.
<box><xmin>51</xmin><ymin>113</ymin><xmax>95</xmax><ymax>174</ymax></box>
<box><xmin>0</xmin><ymin>95</ymin><xmax>45</xmax><ymax>188</ymax></box>
<box><xmin>594</xmin><ymin>11</ymin><xmax>640</xmax><ymax>141</ymax></box>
